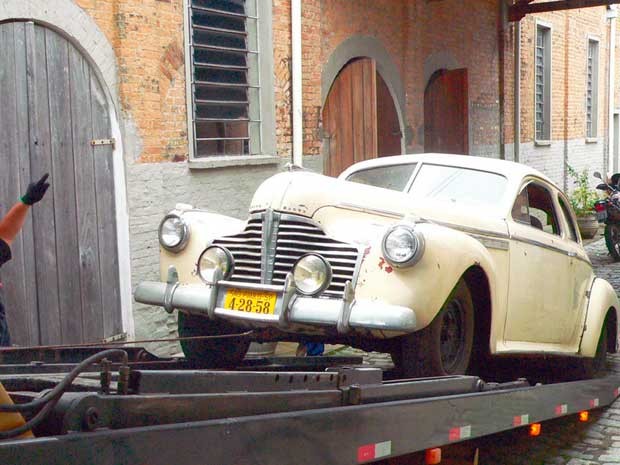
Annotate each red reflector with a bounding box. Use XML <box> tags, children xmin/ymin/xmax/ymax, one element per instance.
<box><xmin>595</xmin><ymin>203</ymin><xmax>606</xmax><ymax>212</ymax></box>
<box><xmin>529</xmin><ymin>423</ymin><xmax>542</xmax><ymax>437</ymax></box>
<box><xmin>425</xmin><ymin>448</ymin><xmax>442</xmax><ymax>465</ymax></box>
<box><xmin>579</xmin><ymin>411</ymin><xmax>589</xmax><ymax>422</ymax></box>
<box><xmin>357</xmin><ymin>444</ymin><xmax>375</xmax><ymax>463</ymax></box>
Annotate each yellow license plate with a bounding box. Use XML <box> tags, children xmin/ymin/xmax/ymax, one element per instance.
<box><xmin>224</xmin><ymin>289</ymin><xmax>277</xmax><ymax>315</ymax></box>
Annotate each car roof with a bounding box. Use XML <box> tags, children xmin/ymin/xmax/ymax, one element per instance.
<box><xmin>339</xmin><ymin>153</ymin><xmax>557</xmax><ymax>189</ymax></box>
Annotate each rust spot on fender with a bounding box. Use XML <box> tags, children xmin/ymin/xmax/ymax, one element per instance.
<box><xmin>378</xmin><ymin>257</ymin><xmax>393</xmax><ymax>274</ymax></box>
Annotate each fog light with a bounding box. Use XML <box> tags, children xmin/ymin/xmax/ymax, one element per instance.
<box><xmin>197</xmin><ymin>246</ymin><xmax>234</xmax><ymax>283</ymax></box>
<box><xmin>292</xmin><ymin>254</ymin><xmax>332</xmax><ymax>296</ymax></box>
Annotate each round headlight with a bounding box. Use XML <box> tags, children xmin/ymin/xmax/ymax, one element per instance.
<box><xmin>292</xmin><ymin>254</ymin><xmax>332</xmax><ymax>296</ymax></box>
<box><xmin>159</xmin><ymin>215</ymin><xmax>189</xmax><ymax>252</ymax></box>
<box><xmin>381</xmin><ymin>225</ymin><xmax>425</xmax><ymax>268</ymax></box>
<box><xmin>197</xmin><ymin>246</ymin><xmax>234</xmax><ymax>283</ymax></box>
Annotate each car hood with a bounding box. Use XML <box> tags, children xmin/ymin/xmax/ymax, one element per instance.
<box><xmin>250</xmin><ymin>171</ymin><xmax>508</xmax><ymax>236</ymax></box>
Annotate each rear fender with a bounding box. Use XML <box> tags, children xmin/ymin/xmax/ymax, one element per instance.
<box><xmin>580</xmin><ymin>278</ymin><xmax>620</xmax><ymax>356</ymax></box>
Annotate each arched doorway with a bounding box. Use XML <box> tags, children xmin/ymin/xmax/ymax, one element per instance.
<box><xmin>424</xmin><ymin>68</ymin><xmax>469</xmax><ymax>154</ymax></box>
<box><xmin>0</xmin><ymin>21</ymin><xmax>122</xmax><ymax>345</ymax></box>
<box><xmin>322</xmin><ymin>58</ymin><xmax>402</xmax><ymax>177</ymax></box>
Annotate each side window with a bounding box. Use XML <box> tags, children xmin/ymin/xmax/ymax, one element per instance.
<box><xmin>558</xmin><ymin>196</ymin><xmax>579</xmax><ymax>242</ymax></box>
<box><xmin>511</xmin><ymin>183</ymin><xmax>561</xmax><ymax>236</ymax></box>
<box><xmin>511</xmin><ymin>188</ymin><xmax>531</xmax><ymax>224</ymax></box>
<box><xmin>527</xmin><ymin>184</ymin><xmax>561</xmax><ymax>235</ymax></box>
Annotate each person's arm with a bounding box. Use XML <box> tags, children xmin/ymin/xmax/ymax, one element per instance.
<box><xmin>0</xmin><ymin>174</ymin><xmax>50</xmax><ymax>246</ymax></box>
<box><xmin>0</xmin><ymin>203</ymin><xmax>30</xmax><ymax>245</ymax></box>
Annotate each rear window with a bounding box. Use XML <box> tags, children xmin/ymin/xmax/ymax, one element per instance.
<box><xmin>346</xmin><ymin>164</ymin><xmax>416</xmax><ymax>192</ymax></box>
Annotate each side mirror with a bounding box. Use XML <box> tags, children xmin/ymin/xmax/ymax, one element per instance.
<box><xmin>593</xmin><ymin>171</ymin><xmax>603</xmax><ymax>180</ymax></box>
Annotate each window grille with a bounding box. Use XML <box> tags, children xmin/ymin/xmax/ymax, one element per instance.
<box><xmin>188</xmin><ymin>0</ymin><xmax>261</xmax><ymax>157</ymax></box>
<box><xmin>535</xmin><ymin>26</ymin><xmax>550</xmax><ymax>141</ymax></box>
<box><xmin>586</xmin><ymin>40</ymin><xmax>599</xmax><ymax>138</ymax></box>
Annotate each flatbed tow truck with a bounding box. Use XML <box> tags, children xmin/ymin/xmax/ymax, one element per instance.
<box><xmin>0</xmin><ymin>344</ymin><xmax>619</xmax><ymax>465</ymax></box>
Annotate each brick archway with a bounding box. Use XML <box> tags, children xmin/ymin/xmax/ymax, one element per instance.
<box><xmin>0</xmin><ymin>0</ymin><xmax>120</xmax><ymax>110</ymax></box>
<box><xmin>322</xmin><ymin>35</ymin><xmax>406</xmax><ymax>152</ymax></box>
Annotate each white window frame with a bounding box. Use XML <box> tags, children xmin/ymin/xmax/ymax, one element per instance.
<box><xmin>183</xmin><ymin>0</ymin><xmax>278</xmax><ymax>168</ymax></box>
<box><xmin>534</xmin><ymin>21</ymin><xmax>552</xmax><ymax>144</ymax></box>
<box><xmin>586</xmin><ymin>36</ymin><xmax>600</xmax><ymax>141</ymax></box>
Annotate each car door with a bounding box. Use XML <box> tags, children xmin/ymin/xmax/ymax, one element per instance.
<box><xmin>505</xmin><ymin>180</ymin><xmax>573</xmax><ymax>347</ymax></box>
<box><xmin>555</xmin><ymin>193</ymin><xmax>594</xmax><ymax>350</ymax></box>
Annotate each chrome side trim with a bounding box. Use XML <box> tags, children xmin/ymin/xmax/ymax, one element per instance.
<box><xmin>424</xmin><ymin>219</ymin><xmax>511</xmax><ymax>240</ymax></box>
<box><xmin>337</xmin><ymin>203</ymin><xmax>405</xmax><ymax>220</ymax></box>
<box><xmin>510</xmin><ymin>234</ymin><xmax>591</xmax><ymax>264</ymax></box>
<box><xmin>470</xmin><ymin>235</ymin><xmax>510</xmax><ymax>251</ymax></box>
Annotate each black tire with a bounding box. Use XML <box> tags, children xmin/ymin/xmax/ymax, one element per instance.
<box><xmin>575</xmin><ymin>323</ymin><xmax>608</xmax><ymax>379</ymax></box>
<box><xmin>178</xmin><ymin>312</ymin><xmax>251</xmax><ymax>368</ymax></box>
<box><xmin>391</xmin><ymin>279</ymin><xmax>475</xmax><ymax>378</ymax></box>
<box><xmin>605</xmin><ymin>224</ymin><xmax>620</xmax><ymax>261</ymax></box>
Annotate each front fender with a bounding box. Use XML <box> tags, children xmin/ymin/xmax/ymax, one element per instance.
<box><xmin>580</xmin><ymin>278</ymin><xmax>620</xmax><ymax>357</ymax></box>
<box><xmin>160</xmin><ymin>210</ymin><xmax>245</xmax><ymax>283</ymax></box>
<box><xmin>354</xmin><ymin>222</ymin><xmax>498</xmax><ymax>330</ymax></box>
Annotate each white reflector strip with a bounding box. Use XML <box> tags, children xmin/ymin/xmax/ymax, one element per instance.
<box><xmin>555</xmin><ymin>404</ymin><xmax>568</xmax><ymax>415</ymax></box>
<box><xmin>590</xmin><ymin>398</ymin><xmax>600</xmax><ymax>408</ymax></box>
<box><xmin>513</xmin><ymin>414</ymin><xmax>530</xmax><ymax>426</ymax></box>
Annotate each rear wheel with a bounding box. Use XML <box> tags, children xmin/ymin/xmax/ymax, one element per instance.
<box><xmin>605</xmin><ymin>224</ymin><xmax>620</xmax><ymax>261</ymax></box>
<box><xmin>391</xmin><ymin>279</ymin><xmax>474</xmax><ymax>378</ymax></box>
<box><xmin>575</xmin><ymin>323</ymin><xmax>608</xmax><ymax>379</ymax></box>
<box><xmin>178</xmin><ymin>312</ymin><xmax>251</xmax><ymax>368</ymax></box>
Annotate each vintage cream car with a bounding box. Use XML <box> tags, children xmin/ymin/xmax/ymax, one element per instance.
<box><xmin>134</xmin><ymin>154</ymin><xmax>619</xmax><ymax>378</ymax></box>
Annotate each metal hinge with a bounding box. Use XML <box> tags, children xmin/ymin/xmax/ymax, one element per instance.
<box><xmin>91</xmin><ymin>138</ymin><xmax>116</xmax><ymax>148</ymax></box>
<box><xmin>102</xmin><ymin>332</ymin><xmax>127</xmax><ymax>343</ymax></box>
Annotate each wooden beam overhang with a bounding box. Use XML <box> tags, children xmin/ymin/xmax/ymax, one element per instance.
<box><xmin>509</xmin><ymin>0</ymin><xmax>620</xmax><ymax>22</ymax></box>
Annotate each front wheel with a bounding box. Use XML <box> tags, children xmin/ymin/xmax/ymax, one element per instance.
<box><xmin>604</xmin><ymin>224</ymin><xmax>620</xmax><ymax>261</ymax></box>
<box><xmin>391</xmin><ymin>279</ymin><xmax>475</xmax><ymax>378</ymax></box>
<box><xmin>178</xmin><ymin>312</ymin><xmax>251</xmax><ymax>368</ymax></box>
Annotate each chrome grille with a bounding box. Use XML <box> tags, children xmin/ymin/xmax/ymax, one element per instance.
<box><xmin>212</xmin><ymin>213</ymin><xmax>360</xmax><ymax>298</ymax></box>
<box><xmin>212</xmin><ymin>217</ymin><xmax>262</xmax><ymax>282</ymax></box>
<box><xmin>272</xmin><ymin>218</ymin><xmax>359</xmax><ymax>297</ymax></box>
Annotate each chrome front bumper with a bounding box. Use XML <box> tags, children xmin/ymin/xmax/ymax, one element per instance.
<box><xmin>134</xmin><ymin>268</ymin><xmax>416</xmax><ymax>336</ymax></box>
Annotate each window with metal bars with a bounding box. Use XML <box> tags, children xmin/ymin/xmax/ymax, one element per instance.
<box><xmin>535</xmin><ymin>25</ymin><xmax>551</xmax><ymax>141</ymax></box>
<box><xmin>188</xmin><ymin>0</ymin><xmax>263</xmax><ymax>158</ymax></box>
<box><xmin>586</xmin><ymin>39</ymin><xmax>599</xmax><ymax>138</ymax></box>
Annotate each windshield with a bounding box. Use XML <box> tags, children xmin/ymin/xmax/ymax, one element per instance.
<box><xmin>409</xmin><ymin>164</ymin><xmax>508</xmax><ymax>212</ymax></box>
<box><xmin>346</xmin><ymin>163</ymin><xmax>416</xmax><ymax>191</ymax></box>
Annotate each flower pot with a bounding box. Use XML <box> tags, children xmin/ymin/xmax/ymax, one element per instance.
<box><xmin>576</xmin><ymin>213</ymin><xmax>599</xmax><ymax>239</ymax></box>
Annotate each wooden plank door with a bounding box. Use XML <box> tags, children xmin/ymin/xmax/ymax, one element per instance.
<box><xmin>376</xmin><ymin>72</ymin><xmax>402</xmax><ymax>157</ymax></box>
<box><xmin>424</xmin><ymin>68</ymin><xmax>469</xmax><ymax>155</ymax></box>
<box><xmin>0</xmin><ymin>21</ymin><xmax>122</xmax><ymax>345</ymax></box>
<box><xmin>322</xmin><ymin>58</ymin><xmax>378</xmax><ymax>177</ymax></box>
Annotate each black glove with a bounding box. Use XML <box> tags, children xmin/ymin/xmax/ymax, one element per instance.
<box><xmin>21</xmin><ymin>173</ymin><xmax>50</xmax><ymax>206</ymax></box>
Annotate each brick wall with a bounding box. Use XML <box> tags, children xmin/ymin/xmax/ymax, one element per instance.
<box><xmin>75</xmin><ymin>0</ymin><xmax>188</xmax><ymax>163</ymax></box>
<box><xmin>518</xmin><ymin>7</ymin><xmax>610</xmax><ymax>190</ymax></box>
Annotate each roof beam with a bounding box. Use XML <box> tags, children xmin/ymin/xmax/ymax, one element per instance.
<box><xmin>509</xmin><ymin>0</ymin><xmax>620</xmax><ymax>22</ymax></box>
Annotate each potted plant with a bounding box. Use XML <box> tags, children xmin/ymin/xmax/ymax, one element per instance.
<box><xmin>567</xmin><ymin>165</ymin><xmax>600</xmax><ymax>239</ymax></box>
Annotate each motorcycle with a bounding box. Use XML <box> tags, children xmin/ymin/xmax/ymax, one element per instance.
<box><xmin>593</xmin><ymin>171</ymin><xmax>620</xmax><ymax>260</ymax></box>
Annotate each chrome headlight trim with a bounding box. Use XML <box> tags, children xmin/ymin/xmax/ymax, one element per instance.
<box><xmin>292</xmin><ymin>253</ymin><xmax>333</xmax><ymax>296</ymax></box>
<box><xmin>158</xmin><ymin>214</ymin><xmax>190</xmax><ymax>252</ymax></box>
<box><xmin>381</xmin><ymin>224</ymin><xmax>425</xmax><ymax>268</ymax></box>
<box><xmin>197</xmin><ymin>246</ymin><xmax>235</xmax><ymax>283</ymax></box>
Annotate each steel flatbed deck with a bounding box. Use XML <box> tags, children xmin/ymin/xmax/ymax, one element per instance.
<box><xmin>0</xmin><ymin>347</ymin><xmax>619</xmax><ymax>465</ymax></box>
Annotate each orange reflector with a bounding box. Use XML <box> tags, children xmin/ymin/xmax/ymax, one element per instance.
<box><xmin>579</xmin><ymin>411</ymin><xmax>589</xmax><ymax>422</ymax></box>
<box><xmin>425</xmin><ymin>447</ymin><xmax>442</xmax><ymax>465</ymax></box>
<box><xmin>529</xmin><ymin>423</ymin><xmax>542</xmax><ymax>437</ymax></box>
